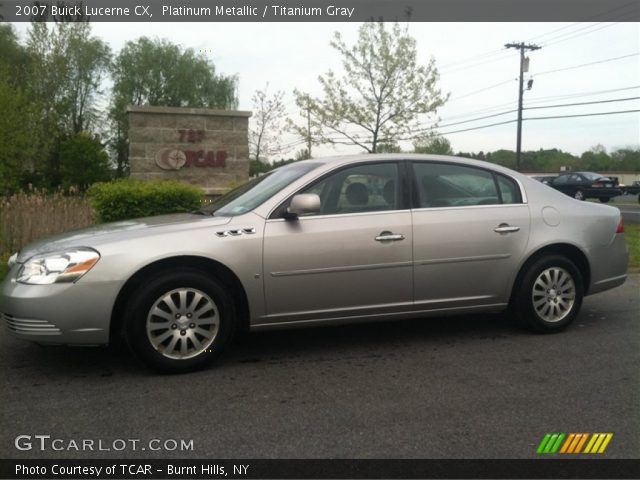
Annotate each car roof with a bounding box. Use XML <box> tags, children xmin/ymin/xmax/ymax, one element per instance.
<box><xmin>293</xmin><ymin>153</ymin><xmax>524</xmax><ymax>177</ymax></box>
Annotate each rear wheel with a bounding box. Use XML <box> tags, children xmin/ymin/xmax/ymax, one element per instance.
<box><xmin>574</xmin><ymin>190</ymin><xmax>585</xmax><ymax>201</ymax></box>
<box><xmin>513</xmin><ymin>255</ymin><xmax>583</xmax><ymax>333</ymax></box>
<box><xmin>124</xmin><ymin>269</ymin><xmax>236</xmax><ymax>373</ymax></box>
<box><xmin>599</xmin><ymin>197</ymin><xmax>610</xmax><ymax>203</ymax></box>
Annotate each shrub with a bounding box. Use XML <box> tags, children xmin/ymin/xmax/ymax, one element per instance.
<box><xmin>88</xmin><ymin>179</ymin><xmax>203</xmax><ymax>223</ymax></box>
<box><xmin>60</xmin><ymin>132</ymin><xmax>112</xmax><ymax>190</ymax></box>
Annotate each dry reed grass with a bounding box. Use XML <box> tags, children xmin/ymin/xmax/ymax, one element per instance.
<box><xmin>0</xmin><ymin>189</ymin><xmax>95</xmax><ymax>255</ymax></box>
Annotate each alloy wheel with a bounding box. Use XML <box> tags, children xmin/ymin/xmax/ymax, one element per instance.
<box><xmin>146</xmin><ymin>288</ymin><xmax>219</xmax><ymax>359</ymax></box>
<box><xmin>531</xmin><ymin>267</ymin><xmax>576</xmax><ymax>323</ymax></box>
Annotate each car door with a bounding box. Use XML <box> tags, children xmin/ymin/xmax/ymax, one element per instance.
<box><xmin>410</xmin><ymin>161</ymin><xmax>531</xmax><ymax>310</ymax></box>
<box><xmin>550</xmin><ymin>173</ymin><xmax>571</xmax><ymax>195</ymax></box>
<box><xmin>261</xmin><ymin>161</ymin><xmax>413</xmax><ymax>325</ymax></box>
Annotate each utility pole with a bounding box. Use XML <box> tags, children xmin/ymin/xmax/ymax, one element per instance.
<box><xmin>306</xmin><ymin>104</ymin><xmax>312</xmax><ymax>158</ymax></box>
<box><xmin>505</xmin><ymin>42</ymin><xmax>541</xmax><ymax>171</ymax></box>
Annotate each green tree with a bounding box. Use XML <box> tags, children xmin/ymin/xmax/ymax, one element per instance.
<box><xmin>0</xmin><ymin>24</ymin><xmax>31</xmax><ymax>86</ymax></box>
<box><xmin>295</xmin><ymin>22</ymin><xmax>447</xmax><ymax>153</ymax></box>
<box><xmin>66</xmin><ymin>32</ymin><xmax>111</xmax><ymax>133</ymax></box>
<box><xmin>110</xmin><ymin>37</ymin><xmax>238</xmax><ymax>176</ymax></box>
<box><xmin>59</xmin><ymin>132</ymin><xmax>111</xmax><ymax>190</ymax></box>
<box><xmin>26</xmin><ymin>21</ymin><xmax>111</xmax><ymax>187</ymax></box>
<box><xmin>414</xmin><ymin>135</ymin><xmax>453</xmax><ymax>155</ymax></box>
<box><xmin>485</xmin><ymin>150</ymin><xmax>517</xmax><ymax>169</ymax></box>
<box><xmin>0</xmin><ymin>76</ymin><xmax>39</xmax><ymax>193</ymax></box>
<box><xmin>287</xmin><ymin>91</ymin><xmax>323</xmax><ymax>158</ymax></box>
<box><xmin>580</xmin><ymin>145</ymin><xmax>611</xmax><ymax>171</ymax></box>
<box><xmin>249</xmin><ymin>84</ymin><xmax>286</xmax><ymax>163</ymax></box>
<box><xmin>377</xmin><ymin>142</ymin><xmax>402</xmax><ymax>153</ymax></box>
<box><xmin>612</xmin><ymin>148</ymin><xmax>640</xmax><ymax>171</ymax></box>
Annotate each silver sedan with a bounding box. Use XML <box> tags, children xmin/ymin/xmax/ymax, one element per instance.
<box><xmin>0</xmin><ymin>154</ymin><xmax>629</xmax><ymax>372</ymax></box>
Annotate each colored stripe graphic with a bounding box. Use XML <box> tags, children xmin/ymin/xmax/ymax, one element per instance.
<box><xmin>538</xmin><ymin>433</ymin><xmax>613</xmax><ymax>454</ymax></box>
<box><xmin>584</xmin><ymin>433</ymin><xmax>613</xmax><ymax>454</ymax></box>
<box><xmin>537</xmin><ymin>433</ymin><xmax>564</xmax><ymax>454</ymax></box>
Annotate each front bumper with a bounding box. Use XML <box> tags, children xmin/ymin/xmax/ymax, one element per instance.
<box><xmin>0</xmin><ymin>264</ymin><xmax>121</xmax><ymax>345</ymax></box>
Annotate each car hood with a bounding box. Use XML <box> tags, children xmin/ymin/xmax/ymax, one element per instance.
<box><xmin>16</xmin><ymin>213</ymin><xmax>232</xmax><ymax>262</ymax></box>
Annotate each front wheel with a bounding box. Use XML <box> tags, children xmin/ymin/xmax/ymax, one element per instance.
<box><xmin>512</xmin><ymin>255</ymin><xmax>584</xmax><ymax>333</ymax></box>
<box><xmin>124</xmin><ymin>270</ymin><xmax>236</xmax><ymax>373</ymax></box>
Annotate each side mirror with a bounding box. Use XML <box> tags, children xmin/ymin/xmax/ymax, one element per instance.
<box><xmin>286</xmin><ymin>194</ymin><xmax>321</xmax><ymax>219</ymax></box>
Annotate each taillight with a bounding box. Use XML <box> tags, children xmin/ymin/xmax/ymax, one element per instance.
<box><xmin>592</xmin><ymin>181</ymin><xmax>603</xmax><ymax>188</ymax></box>
<box><xmin>616</xmin><ymin>218</ymin><xmax>624</xmax><ymax>234</ymax></box>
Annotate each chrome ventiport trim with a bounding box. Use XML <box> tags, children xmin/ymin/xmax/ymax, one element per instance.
<box><xmin>3</xmin><ymin>313</ymin><xmax>62</xmax><ymax>335</ymax></box>
<box><xmin>215</xmin><ymin>227</ymin><xmax>256</xmax><ymax>237</ymax></box>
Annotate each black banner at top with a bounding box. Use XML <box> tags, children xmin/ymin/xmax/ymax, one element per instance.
<box><xmin>1</xmin><ymin>459</ymin><xmax>640</xmax><ymax>479</ymax></box>
<box><xmin>1</xmin><ymin>0</ymin><xmax>640</xmax><ymax>22</ymax></box>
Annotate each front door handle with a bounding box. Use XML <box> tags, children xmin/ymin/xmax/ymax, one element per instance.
<box><xmin>494</xmin><ymin>223</ymin><xmax>520</xmax><ymax>234</ymax></box>
<box><xmin>375</xmin><ymin>231</ymin><xmax>405</xmax><ymax>242</ymax></box>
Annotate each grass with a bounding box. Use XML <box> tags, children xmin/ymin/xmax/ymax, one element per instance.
<box><xmin>625</xmin><ymin>223</ymin><xmax>640</xmax><ymax>273</ymax></box>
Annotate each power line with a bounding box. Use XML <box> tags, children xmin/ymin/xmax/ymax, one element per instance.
<box><xmin>524</xmin><ymin>109</ymin><xmax>640</xmax><ymax>121</ymax></box>
<box><xmin>445</xmin><ymin>51</ymin><xmax>638</xmax><ymax>104</ymax></box>
<box><xmin>436</xmin><ymin>108</ymin><xmax>640</xmax><ymax>136</ymax></box>
<box><xmin>436</xmin><ymin>119</ymin><xmax>517</xmax><ymax>136</ymax></box>
<box><xmin>524</xmin><ymin>1</ymin><xmax>638</xmax><ymax>43</ymax></box>
<box><xmin>410</xmin><ymin>96</ymin><xmax>639</xmax><ymax>135</ymax></box>
<box><xmin>524</xmin><ymin>96</ymin><xmax>640</xmax><ymax>110</ymax></box>
<box><xmin>524</xmin><ymin>85</ymin><xmax>640</xmax><ymax>104</ymax></box>
<box><xmin>447</xmin><ymin>78</ymin><xmax>517</xmax><ymax>102</ymax></box>
<box><xmin>438</xmin><ymin>48</ymin><xmax>508</xmax><ymax>71</ymax></box>
<box><xmin>438</xmin><ymin>86</ymin><xmax>640</xmax><ymax>123</ymax></box>
<box><xmin>440</xmin><ymin>17</ymin><xmax>633</xmax><ymax>77</ymax></box>
<box><xmin>430</xmin><ymin>109</ymin><xmax>517</xmax><ymax>129</ymax></box>
<box><xmin>541</xmin><ymin>21</ymin><xmax>630</xmax><ymax>47</ymax></box>
<box><xmin>534</xmin><ymin>52</ymin><xmax>640</xmax><ymax>76</ymax></box>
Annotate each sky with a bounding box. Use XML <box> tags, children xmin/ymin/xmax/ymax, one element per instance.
<box><xmin>12</xmin><ymin>21</ymin><xmax>640</xmax><ymax>159</ymax></box>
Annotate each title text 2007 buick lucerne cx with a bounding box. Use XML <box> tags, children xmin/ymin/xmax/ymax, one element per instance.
<box><xmin>0</xmin><ymin>155</ymin><xmax>628</xmax><ymax>372</ymax></box>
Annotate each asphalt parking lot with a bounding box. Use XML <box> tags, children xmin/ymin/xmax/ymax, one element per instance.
<box><xmin>1</xmin><ymin>275</ymin><xmax>638</xmax><ymax>460</ymax></box>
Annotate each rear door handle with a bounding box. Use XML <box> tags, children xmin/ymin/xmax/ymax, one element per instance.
<box><xmin>494</xmin><ymin>224</ymin><xmax>520</xmax><ymax>234</ymax></box>
<box><xmin>375</xmin><ymin>231</ymin><xmax>405</xmax><ymax>242</ymax></box>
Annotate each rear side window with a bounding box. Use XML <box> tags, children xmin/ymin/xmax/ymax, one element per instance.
<box><xmin>412</xmin><ymin>162</ymin><xmax>522</xmax><ymax>208</ymax></box>
<box><xmin>495</xmin><ymin>174</ymin><xmax>521</xmax><ymax>204</ymax></box>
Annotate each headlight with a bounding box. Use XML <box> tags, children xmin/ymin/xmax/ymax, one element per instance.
<box><xmin>17</xmin><ymin>248</ymin><xmax>100</xmax><ymax>285</ymax></box>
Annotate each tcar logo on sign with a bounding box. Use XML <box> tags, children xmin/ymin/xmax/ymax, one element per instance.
<box><xmin>536</xmin><ymin>433</ymin><xmax>613</xmax><ymax>454</ymax></box>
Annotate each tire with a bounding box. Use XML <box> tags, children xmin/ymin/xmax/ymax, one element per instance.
<box><xmin>574</xmin><ymin>190</ymin><xmax>585</xmax><ymax>201</ymax></box>
<box><xmin>599</xmin><ymin>197</ymin><xmax>610</xmax><ymax>203</ymax></box>
<box><xmin>124</xmin><ymin>269</ymin><xmax>236</xmax><ymax>373</ymax></box>
<box><xmin>512</xmin><ymin>255</ymin><xmax>584</xmax><ymax>333</ymax></box>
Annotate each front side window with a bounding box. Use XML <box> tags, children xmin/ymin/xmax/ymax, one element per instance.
<box><xmin>412</xmin><ymin>162</ymin><xmax>521</xmax><ymax>207</ymax></box>
<box><xmin>297</xmin><ymin>162</ymin><xmax>400</xmax><ymax>216</ymax></box>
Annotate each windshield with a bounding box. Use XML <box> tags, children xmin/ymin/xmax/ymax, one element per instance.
<box><xmin>200</xmin><ymin>162</ymin><xmax>323</xmax><ymax>216</ymax></box>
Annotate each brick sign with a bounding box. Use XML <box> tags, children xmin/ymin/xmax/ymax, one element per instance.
<box><xmin>127</xmin><ymin>106</ymin><xmax>251</xmax><ymax>196</ymax></box>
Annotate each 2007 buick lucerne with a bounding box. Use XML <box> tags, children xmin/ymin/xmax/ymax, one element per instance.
<box><xmin>0</xmin><ymin>155</ymin><xmax>629</xmax><ymax>372</ymax></box>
